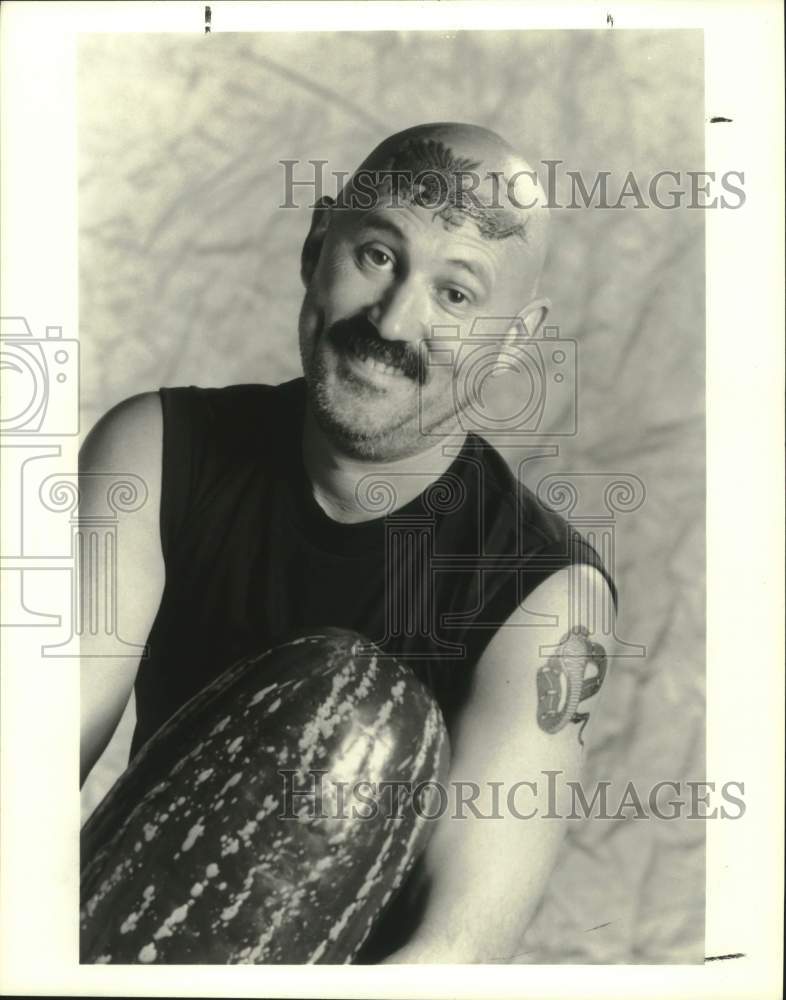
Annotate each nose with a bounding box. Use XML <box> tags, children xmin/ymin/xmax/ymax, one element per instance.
<box><xmin>368</xmin><ymin>276</ymin><xmax>428</xmax><ymax>343</ymax></box>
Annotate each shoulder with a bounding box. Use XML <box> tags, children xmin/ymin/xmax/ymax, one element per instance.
<box><xmin>79</xmin><ymin>392</ymin><xmax>164</xmax><ymax>540</ymax></box>
<box><xmin>158</xmin><ymin>381</ymin><xmax>280</xmax><ymax>421</ymax></box>
<box><xmin>77</xmin><ymin>378</ymin><xmax>296</xmax><ymax>492</ymax></box>
<box><xmin>465</xmin><ymin>433</ymin><xmax>579</xmax><ymax>552</ymax></box>
<box><xmin>80</xmin><ymin>391</ymin><xmax>162</xmax><ymax>473</ymax></box>
<box><xmin>463</xmin><ymin>434</ymin><xmax>618</xmax><ymax>608</ymax></box>
<box><xmin>158</xmin><ymin>378</ymin><xmax>303</xmax><ymax>451</ymax></box>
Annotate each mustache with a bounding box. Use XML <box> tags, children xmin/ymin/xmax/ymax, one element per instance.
<box><xmin>327</xmin><ymin>316</ymin><xmax>424</xmax><ymax>382</ymax></box>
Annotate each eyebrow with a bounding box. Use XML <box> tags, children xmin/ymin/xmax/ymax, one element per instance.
<box><xmin>445</xmin><ymin>257</ymin><xmax>492</xmax><ymax>290</ymax></box>
<box><xmin>355</xmin><ymin>213</ymin><xmax>406</xmax><ymax>239</ymax></box>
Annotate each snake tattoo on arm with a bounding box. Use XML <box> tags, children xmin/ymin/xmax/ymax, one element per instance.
<box><xmin>536</xmin><ymin>626</ymin><xmax>607</xmax><ymax>746</ymax></box>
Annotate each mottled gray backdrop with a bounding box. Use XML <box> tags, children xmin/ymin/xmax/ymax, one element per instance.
<box><xmin>79</xmin><ymin>30</ymin><xmax>705</xmax><ymax>963</ymax></box>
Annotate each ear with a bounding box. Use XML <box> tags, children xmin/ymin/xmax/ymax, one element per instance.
<box><xmin>300</xmin><ymin>196</ymin><xmax>335</xmax><ymax>287</ymax></box>
<box><xmin>504</xmin><ymin>296</ymin><xmax>551</xmax><ymax>344</ymax></box>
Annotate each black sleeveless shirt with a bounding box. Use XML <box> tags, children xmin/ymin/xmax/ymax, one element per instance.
<box><xmin>131</xmin><ymin>377</ymin><xmax>615</xmax><ymax>759</ymax></box>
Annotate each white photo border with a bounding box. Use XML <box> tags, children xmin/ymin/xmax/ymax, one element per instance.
<box><xmin>0</xmin><ymin>1</ymin><xmax>783</xmax><ymax>997</ymax></box>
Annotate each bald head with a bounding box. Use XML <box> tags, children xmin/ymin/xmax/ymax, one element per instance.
<box><xmin>338</xmin><ymin>122</ymin><xmax>550</xmax><ymax>284</ymax></box>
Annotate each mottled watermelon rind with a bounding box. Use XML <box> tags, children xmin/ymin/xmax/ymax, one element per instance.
<box><xmin>80</xmin><ymin>628</ymin><xmax>450</xmax><ymax>964</ymax></box>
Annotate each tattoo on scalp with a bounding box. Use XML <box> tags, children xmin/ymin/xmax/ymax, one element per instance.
<box><xmin>360</xmin><ymin>138</ymin><xmax>530</xmax><ymax>242</ymax></box>
<box><xmin>536</xmin><ymin>626</ymin><xmax>607</xmax><ymax>746</ymax></box>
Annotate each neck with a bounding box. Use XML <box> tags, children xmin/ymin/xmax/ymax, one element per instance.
<box><xmin>301</xmin><ymin>406</ymin><xmax>467</xmax><ymax>524</ymax></box>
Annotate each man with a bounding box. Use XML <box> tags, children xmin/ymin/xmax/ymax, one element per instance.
<box><xmin>80</xmin><ymin>122</ymin><xmax>617</xmax><ymax>963</ymax></box>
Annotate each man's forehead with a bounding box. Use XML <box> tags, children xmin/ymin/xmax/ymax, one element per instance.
<box><xmin>339</xmin><ymin>163</ymin><xmax>533</xmax><ymax>244</ymax></box>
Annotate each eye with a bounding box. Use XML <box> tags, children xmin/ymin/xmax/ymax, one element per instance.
<box><xmin>359</xmin><ymin>244</ymin><xmax>394</xmax><ymax>270</ymax></box>
<box><xmin>442</xmin><ymin>287</ymin><xmax>469</xmax><ymax>306</ymax></box>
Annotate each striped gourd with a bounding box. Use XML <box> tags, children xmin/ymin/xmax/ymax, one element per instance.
<box><xmin>80</xmin><ymin>629</ymin><xmax>450</xmax><ymax>964</ymax></box>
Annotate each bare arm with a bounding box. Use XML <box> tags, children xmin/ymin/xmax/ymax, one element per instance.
<box><xmin>79</xmin><ymin>392</ymin><xmax>165</xmax><ymax>786</ymax></box>
<box><xmin>382</xmin><ymin>564</ymin><xmax>616</xmax><ymax>963</ymax></box>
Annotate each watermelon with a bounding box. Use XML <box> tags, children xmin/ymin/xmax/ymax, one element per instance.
<box><xmin>80</xmin><ymin>629</ymin><xmax>450</xmax><ymax>964</ymax></box>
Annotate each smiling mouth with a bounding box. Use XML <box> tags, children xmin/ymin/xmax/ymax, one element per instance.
<box><xmin>324</xmin><ymin>316</ymin><xmax>424</xmax><ymax>384</ymax></box>
<box><xmin>341</xmin><ymin>339</ymin><xmax>412</xmax><ymax>381</ymax></box>
<box><xmin>344</xmin><ymin>349</ymin><xmax>408</xmax><ymax>383</ymax></box>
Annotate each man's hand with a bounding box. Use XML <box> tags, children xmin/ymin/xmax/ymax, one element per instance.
<box><xmin>382</xmin><ymin>563</ymin><xmax>616</xmax><ymax>963</ymax></box>
<box><xmin>79</xmin><ymin>392</ymin><xmax>165</xmax><ymax>786</ymax></box>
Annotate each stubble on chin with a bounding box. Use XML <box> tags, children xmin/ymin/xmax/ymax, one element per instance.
<box><xmin>308</xmin><ymin>368</ymin><xmax>465</xmax><ymax>462</ymax></box>
<box><xmin>306</xmin><ymin>373</ymin><xmax>416</xmax><ymax>460</ymax></box>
